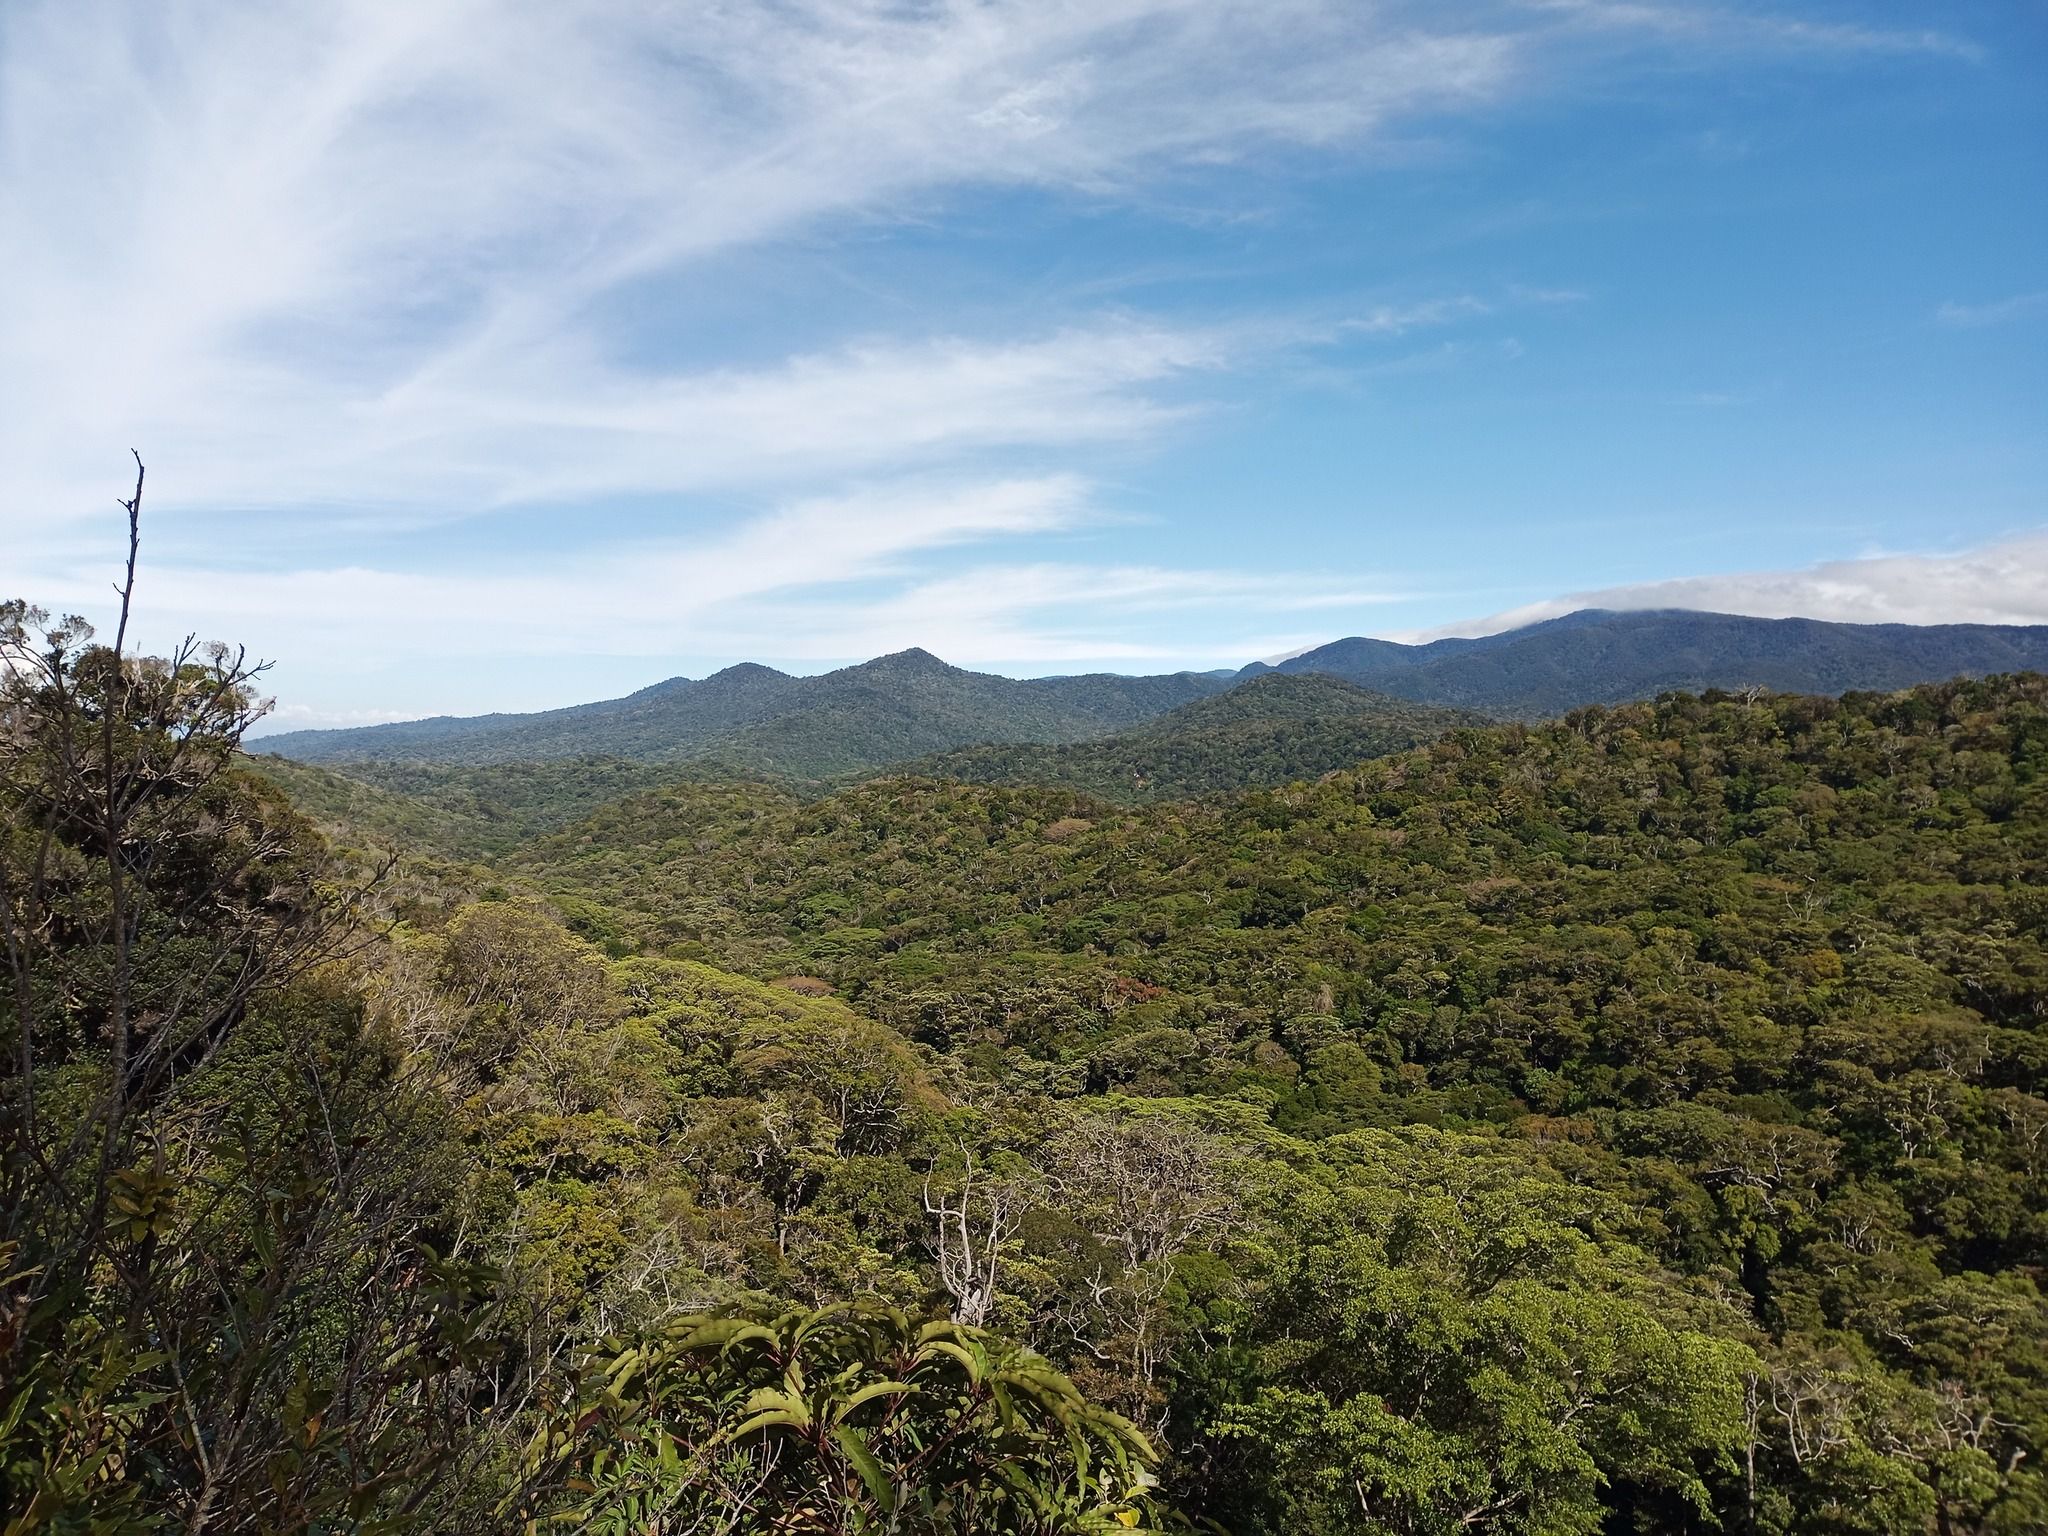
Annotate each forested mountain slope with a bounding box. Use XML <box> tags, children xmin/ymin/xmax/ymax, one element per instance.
<box><xmin>249</xmin><ymin>674</ymin><xmax>1471</xmax><ymax>857</ymax></box>
<box><xmin>687</xmin><ymin>648</ymin><xmax>1229</xmax><ymax>780</ymax></box>
<box><xmin>248</xmin><ymin>752</ymin><xmax>742</xmax><ymax>859</ymax></box>
<box><xmin>258</xmin><ymin>648</ymin><xmax>1226</xmax><ymax>772</ymax></box>
<box><xmin>461</xmin><ymin>670</ymin><xmax>2048</xmax><ymax>1529</ymax></box>
<box><xmin>263</xmin><ymin>658</ymin><xmax>803</xmax><ymax>763</ymax></box>
<box><xmin>514</xmin><ymin>675</ymin><xmax>2048</xmax><ymax>1079</ymax></box>
<box><xmin>1270</xmin><ymin>607</ymin><xmax>2048</xmax><ymax>716</ymax></box>
<box><xmin>903</xmin><ymin>672</ymin><xmax>1489</xmax><ymax>801</ymax></box>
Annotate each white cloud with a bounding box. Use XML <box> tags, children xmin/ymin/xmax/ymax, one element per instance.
<box><xmin>35</xmin><ymin>469</ymin><xmax>1410</xmax><ymax>726</ymax></box>
<box><xmin>778</xmin><ymin>561</ymin><xmax>1405</xmax><ymax>665</ymax></box>
<box><xmin>33</xmin><ymin>477</ymin><xmax>1101</xmax><ymax>659</ymax></box>
<box><xmin>97</xmin><ymin>321</ymin><xmax>1222</xmax><ymax>522</ymax></box>
<box><xmin>1342</xmin><ymin>297</ymin><xmax>1493</xmax><ymax>335</ymax></box>
<box><xmin>1407</xmin><ymin>532</ymin><xmax>2048</xmax><ymax>639</ymax></box>
<box><xmin>1936</xmin><ymin>293</ymin><xmax>2048</xmax><ymax>329</ymax></box>
<box><xmin>1523</xmin><ymin>2</ymin><xmax>1983</xmax><ymax>61</ymax></box>
<box><xmin>35</xmin><ymin>471</ymin><xmax>1393</xmax><ymax>688</ymax></box>
<box><xmin>0</xmin><ymin>0</ymin><xmax>1523</xmax><ymax>532</ymax></box>
<box><xmin>3</xmin><ymin>0</ymin><xmax>1975</xmax><ymax>533</ymax></box>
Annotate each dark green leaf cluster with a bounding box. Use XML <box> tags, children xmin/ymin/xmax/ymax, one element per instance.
<box><xmin>528</xmin><ymin>1300</ymin><xmax>1174</xmax><ymax>1533</ymax></box>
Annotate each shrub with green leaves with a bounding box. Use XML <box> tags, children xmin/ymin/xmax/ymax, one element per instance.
<box><xmin>527</xmin><ymin>1300</ymin><xmax>1181</xmax><ymax>1534</ymax></box>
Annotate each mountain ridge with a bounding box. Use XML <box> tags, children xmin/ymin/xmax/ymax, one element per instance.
<box><xmin>1269</xmin><ymin>607</ymin><xmax>2048</xmax><ymax>716</ymax></box>
<box><xmin>261</xmin><ymin>647</ymin><xmax>1230</xmax><ymax>773</ymax></box>
<box><xmin>259</xmin><ymin>607</ymin><xmax>2048</xmax><ymax>770</ymax></box>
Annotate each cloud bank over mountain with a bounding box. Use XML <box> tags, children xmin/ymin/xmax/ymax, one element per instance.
<box><xmin>1415</xmin><ymin>533</ymin><xmax>2048</xmax><ymax>641</ymax></box>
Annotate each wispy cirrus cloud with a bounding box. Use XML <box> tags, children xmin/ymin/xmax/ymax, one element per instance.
<box><xmin>1342</xmin><ymin>297</ymin><xmax>1495</xmax><ymax>335</ymax></box>
<box><xmin>0</xmin><ymin>1</ymin><xmax>2001</xmax><ymax>728</ymax></box>
<box><xmin>1936</xmin><ymin>292</ymin><xmax>2048</xmax><ymax>329</ymax></box>
<box><xmin>35</xmin><ymin>464</ymin><xmax>1410</xmax><ymax>729</ymax></box>
<box><xmin>44</xmin><ymin>469</ymin><xmax>1389</xmax><ymax>691</ymax></box>
<box><xmin>15</xmin><ymin>321</ymin><xmax>1228</xmax><ymax>532</ymax></box>
<box><xmin>1</xmin><ymin>0</ymin><xmax>1522</xmax><ymax>533</ymax></box>
<box><xmin>810</xmin><ymin>560</ymin><xmax>1405</xmax><ymax>663</ymax></box>
<box><xmin>2</xmin><ymin>1</ymin><xmax>1980</xmax><ymax>533</ymax></box>
<box><xmin>1523</xmin><ymin>1</ymin><xmax>1984</xmax><ymax>61</ymax></box>
<box><xmin>34</xmin><ymin>477</ymin><xmax>1100</xmax><ymax>660</ymax></box>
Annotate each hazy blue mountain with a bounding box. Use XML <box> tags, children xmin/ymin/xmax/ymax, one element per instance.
<box><xmin>1270</xmin><ymin>608</ymin><xmax>2048</xmax><ymax>717</ymax></box>
<box><xmin>260</xmin><ymin>648</ymin><xmax>1229</xmax><ymax>775</ymax></box>
<box><xmin>259</xmin><ymin>609</ymin><xmax>2048</xmax><ymax>775</ymax></box>
<box><xmin>260</xmin><ymin>661</ymin><xmax>803</xmax><ymax>765</ymax></box>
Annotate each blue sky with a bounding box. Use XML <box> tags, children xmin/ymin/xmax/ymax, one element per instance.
<box><xmin>2</xmin><ymin>1</ymin><xmax>2042</xmax><ymax>730</ymax></box>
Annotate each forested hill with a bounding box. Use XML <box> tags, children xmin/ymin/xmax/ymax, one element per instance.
<box><xmin>247</xmin><ymin>752</ymin><xmax>695</xmax><ymax>859</ymax></box>
<box><xmin>257</xmin><ymin>647</ymin><xmax>1227</xmax><ymax>772</ymax></box>
<box><xmin>902</xmin><ymin>672</ymin><xmax>1488</xmax><ymax>801</ymax></box>
<box><xmin>482</xmin><ymin>669</ymin><xmax>2048</xmax><ymax>1528</ymax></box>
<box><xmin>246</xmin><ymin>675</ymin><xmax>1481</xmax><ymax>858</ymax></box>
<box><xmin>1267</xmin><ymin>606</ymin><xmax>2048</xmax><ymax>716</ymax></box>
<box><xmin>511</xmin><ymin>672</ymin><xmax>2048</xmax><ymax>1032</ymax></box>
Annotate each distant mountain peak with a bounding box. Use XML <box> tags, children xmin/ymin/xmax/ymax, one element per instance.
<box><xmin>707</xmin><ymin>661</ymin><xmax>791</xmax><ymax>681</ymax></box>
<box><xmin>858</xmin><ymin>647</ymin><xmax>957</xmax><ymax>675</ymax></box>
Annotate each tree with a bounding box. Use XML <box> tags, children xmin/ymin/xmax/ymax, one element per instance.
<box><xmin>1197</xmin><ymin>1133</ymin><xmax>1756</xmax><ymax>1535</ymax></box>
<box><xmin>1037</xmin><ymin>1111</ymin><xmax>1236</xmax><ymax>1430</ymax></box>
<box><xmin>0</xmin><ymin>464</ymin><xmax>516</xmax><ymax>1532</ymax></box>
<box><xmin>923</xmin><ymin>1146</ymin><xmax>1036</xmax><ymax>1328</ymax></box>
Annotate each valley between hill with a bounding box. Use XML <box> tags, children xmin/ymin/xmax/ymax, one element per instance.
<box><xmin>259</xmin><ymin>670</ymin><xmax>2048</xmax><ymax>1533</ymax></box>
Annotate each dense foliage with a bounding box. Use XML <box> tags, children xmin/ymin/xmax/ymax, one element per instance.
<box><xmin>12</xmin><ymin>523</ymin><xmax>2047</xmax><ymax>1534</ymax></box>
<box><xmin>249</xmin><ymin>676</ymin><xmax>1477</xmax><ymax>863</ymax></box>
<box><xmin>4</xmin><ymin>580</ymin><xmax>1191</xmax><ymax>1532</ymax></box>
<box><xmin>0</xmin><ymin>596</ymin><xmax>513</xmax><ymax>1531</ymax></box>
<box><xmin>488</xmin><ymin>671</ymin><xmax>2048</xmax><ymax>1530</ymax></box>
<box><xmin>532</xmin><ymin>1302</ymin><xmax>1175</xmax><ymax>1533</ymax></box>
<box><xmin>249</xmin><ymin>752</ymin><xmax>698</xmax><ymax>860</ymax></box>
<box><xmin>909</xmin><ymin>674</ymin><xmax>1484</xmax><ymax>803</ymax></box>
